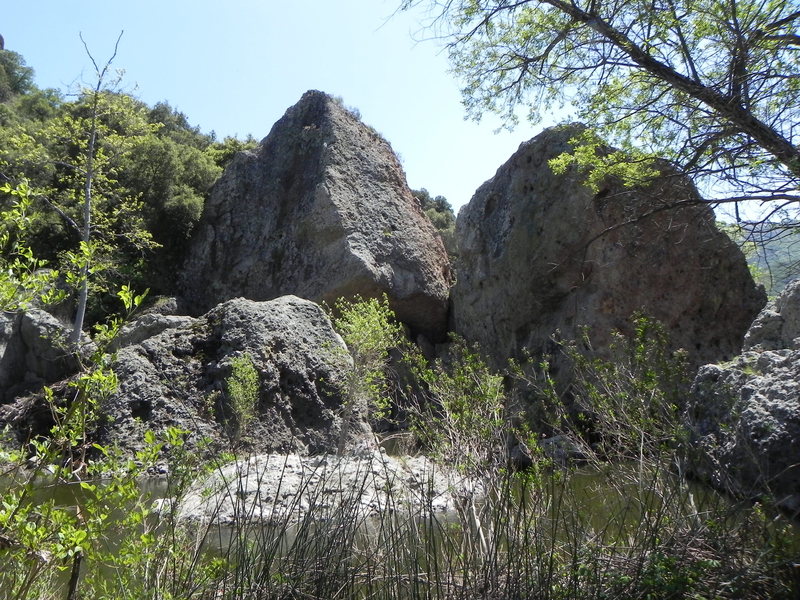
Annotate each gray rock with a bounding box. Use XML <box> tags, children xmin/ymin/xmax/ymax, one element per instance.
<box><xmin>171</xmin><ymin>450</ymin><xmax>479</xmax><ymax>525</ymax></box>
<box><xmin>451</xmin><ymin>125</ymin><xmax>765</xmax><ymax>371</ymax></box>
<box><xmin>687</xmin><ymin>350</ymin><xmax>800</xmax><ymax>515</ymax></box>
<box><xmin>97</xmin><ymin>296</ymin><xmax>363</xmax><ymax>461</ymax></box>
<box><xmin>110</xmin><ymin>313</ymin><xmax>194</xmax><ymax>351</ymax></box>
<box><xmin>538</xmin><ymin>434</ymin><xmax>588</xmax><ymax>467</ymax></box>
<box><xmin>687</xmin><ymin>279</ymin><xmax>800</xmax><ymax>515</ymax></box>
<box><xmin>142</xmin><ymin>296</ymin><xmax>180</xmax><ymax>316</ymax></box>
<box><xmin>180</xmin><ymin>91</ymin><xmax>451</xmax><ymax>339</ymax></box>
<box><xmin>0</xmin><ymin>312</ymin><xmax>24</xmax><ymax>397</ymax></box>
<box><xmin>19</xmin><ymin>310</ymin><xmax>77</xmax><ymax>383</ymax></box>
<box><xmin>744</xmin><ymin>279</ymin><xmax>800</xmax><ymax>350</ymax></box>
<box><xmin>0</xmin><ymin>309</ymin><xmax>77</xmax><ymax>401</ymax></box>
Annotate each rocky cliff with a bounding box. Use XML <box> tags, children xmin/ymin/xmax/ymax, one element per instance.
<box><xmin>179</xmin><ymin>91</ymin><xmax>451</xmax><ymax>339</ymax></box>
<box><xmin>451</xmin><ymin>125</ymin><xmax>766</xmax><ymax>371</ymax></box>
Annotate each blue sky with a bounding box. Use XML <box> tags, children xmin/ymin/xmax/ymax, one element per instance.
<box><xmin>4</xmin><ymin>0</ymin><xmax>560</xmax><ymax>211</ymax></box>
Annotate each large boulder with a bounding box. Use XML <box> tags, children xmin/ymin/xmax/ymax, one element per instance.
<box><xmin>0</xmin><ymin>309</ymin><xmax>77</xmax><ymax>402</ymax></box>
<box><xmin>687</xmin><ymin>280</ymin><xmax>800</xmax><ymax>515</ymax></box>
<box><xmin>98</xmin><ymin>296</ymin><xmax>360</xmax><ymax>461</ymax></box>
<box><xmin>0</xmin><ymin>297</ymin><xmax>364</xmax><ymax>463</ymax></box>
<box><xmin>451</xmin><ymin>125</ymin><xmax>765</xmax><ymax>370</ymax></box>
<box><xmin>180</xmin><ymin>91</ymin><xmax>451</xmax><ymax>339</ymax></box>
<box><xmin>172</xmin><ymin>450</ymin><xmax>476</xmax><ymax>525</ymax></box>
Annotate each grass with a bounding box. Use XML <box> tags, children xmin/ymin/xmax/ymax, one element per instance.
<box><xmin>2</xmin><ymin>423</ymin><xmax>798</xmax><ymax>599</ymax></box>
<box><xmin>178</xmin><ymin>454</ymin><xmax>799</xmax><ymax>599</ymax></box>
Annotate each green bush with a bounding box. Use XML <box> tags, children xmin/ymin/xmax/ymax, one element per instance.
<box><xmin>330</xmin><ymin>294</ymin><xmax>405</xmax><ymax>453</ymax></box>
<box><xmin>564</xmin><ymin>316</ymin><xmax>690</xmax><ymax>461</ymax></box>
<box><xmin>224</xmin><ymin>353</ymin><xmax>260</xmax><ymax>443</ymax></box>
<box><xmin>406</xmin><ymin>335</ymin><xmax>513</xmax><ymax>479</ymax></box>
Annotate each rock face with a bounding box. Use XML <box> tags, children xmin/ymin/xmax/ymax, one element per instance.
<box><xmin>0</xmin><ymin>309</ymin><xmax>77</xmax><ymax>402</ymax></box>
<box><xmin>98</xmin><ymin>296</ymin><xmax>360</xmax><ymax>460</ymax></box>
<box><xmin>451</xmin><ymin>125</ymin><xmax>765</xmax><ymax>370</ymax></box>
<box><xmin>742</xmin><ymin>279</ymin><xmax>800</xmax><ymax>351</ymax></box>
<box><xmin>180</xmin><ymin>91</ymin><xmax>451</xmax><ymax>339</ymax></box>
<box><xmin>0</xmin><ymin>297</ymin><xmax>367</xmax><ymax>462</ymax></box>
<box><xmin>687</xmin><ymin>280</ymin><xmax>800</xmax><ymax>515</ymax></box>
<box><xmin>0</xmin><ymin>312</ymin><xmax>24</xmax><ymax>398</ymax></box>
<box><xmin>109</xmin><ymin>312</ymin><xmax>193</xmax><ymax>351</ymax></box>
<box><xmin>172</xmin><ymin>450</ymin><xmax>476</xmax><ymax>525</ymax></box>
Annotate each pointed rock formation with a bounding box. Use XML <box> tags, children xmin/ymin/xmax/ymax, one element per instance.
<box><xmin>451</xmin><ymin>125</ymin><xmax>766</xmax><ymax>370</ymax></box>
<box><xmin>179</xmin><ymin>91</ymin><xmax>451</xmax><ymax>339</ymax></box>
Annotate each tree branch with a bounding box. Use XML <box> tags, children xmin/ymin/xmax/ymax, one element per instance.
<box><xmin>543</xmin><ymin>0</ymin><xmax>800</xmax><ymax>179</ymax></box>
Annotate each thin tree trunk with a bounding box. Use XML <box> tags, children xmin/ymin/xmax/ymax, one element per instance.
<box><xmin>68</xmin><ymin>80</ymin><xmax>98</xmax><ymax>347</ymax></box>
<box><xmin>66</xmin><ymin>551</ymin><xmax>82</xmax><ymax>600</ymax></box>
<box><xmin>68</xmin><ymin>31</ymin><xmax>121</xmax><ymax>347</ymax></box>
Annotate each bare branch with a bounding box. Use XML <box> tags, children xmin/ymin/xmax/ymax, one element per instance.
<box><xmin>36</xmin><ymin>195</ymin><xmax>81</xmax><ymax>234</ymax></box>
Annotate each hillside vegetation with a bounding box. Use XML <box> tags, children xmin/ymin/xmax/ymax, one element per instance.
<box><xmin>0</xmin><ymin>47</ymin><xmax>256</xmax><ymax>321</ymax></box>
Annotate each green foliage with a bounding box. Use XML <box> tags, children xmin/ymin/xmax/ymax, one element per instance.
<box><xmin>0</xmin><ymin>180</ymin><xmax>64</xmax><ymax>310</ymax></box>
<box><xmin>718</xmin><ymin>220</ymin><xmax>768</xmax><ymax>285</ymax></box>
<box><xmin>206</xmin><ymin>134</ymin><xmax>258</xmax><ymax>168</ymax></box>
<box><xmin>147</xmin><ymin>101</ymin><xmax>213</xmax><ymax>148</ymax></box>
<box><xmin>11</xmin><ymin>88</ymin><xmax>63</xmax><ymax>123</ymax></box>
<box><xmin>224</xmin><ymin>353</ymin><xmax>260</xmax><ymax>442</ymax></box>
<box><xmin>330</xmin><ymin>295</ymin><xmax>405</xmax><ymax>453</ymax></box>
<box><xmin>0</xmin><ymin>195</ymin><xmax>157</xmax><ymax>597</ymax></box>
<box><xmin>332</xmin><ymin>294</ymin><xmax>405</xmax><ymax>421</ymax></box>
<box><xmin>562</xmin><ymin>316</ymin><xmax>691</xmax><ymax>461</ymax></box>
<box><xmin>0</xmin><ymin>83</ymin><xmax>164</xmax><ymax>329</ymax></box>
<box><xmin>407</xmin><ymin>335</ymin><xmax>512</xmax><ymax>478</ymax></box>
<box><xmin>117</xmin><ymin>130</ymin><xmax>221</xmax><ymax>260</ymax></box>
<box><xmin>0</xmin><ymin>48</ymin><xmax>253</xmax><ymax>313</ymax></box>
<box><xmin>0</xmin><ymin>50</ymin><xmax>34</xmax><ymax>102</ymax></box>
<box><xmin>548</xmin><ymin>127</ymin><xmax>660</xmax><ymax>194</ymax></box>
<box><xmin>403</xmin><ymin>0</ymin><xmax>800</xmax><ymax>232</ymax></box>
<box><xmin>0</xmin><ymin>276</ymin><xmax>159</xmax><ymax>599</ymax></box>
<box><xmin>412</xmin><ymin>187</ymin><xmax>457</xmax><ymax>260</ymax></box>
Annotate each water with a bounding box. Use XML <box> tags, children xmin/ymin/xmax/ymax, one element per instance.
<box><xmin>2</xmin><ymin>456</ymin><xmax>798</xmax><ymax>599</ymax></box>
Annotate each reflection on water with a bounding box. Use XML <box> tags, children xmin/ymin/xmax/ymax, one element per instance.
<box><xmin>2</xmin><ymin>454</ymin><xmax>798</xmax><ymax>598</ymax></box>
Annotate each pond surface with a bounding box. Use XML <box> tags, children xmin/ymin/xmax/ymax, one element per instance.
<box><xmin>2</xmin><ymin>454</ymin><xmax>798</xmax><ymax>599</ymax></box>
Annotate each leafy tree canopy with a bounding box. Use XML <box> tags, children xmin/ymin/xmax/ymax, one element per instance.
<box><xmin>412</xmin><ymin>188</ymin><xmax>457</xmax><ymax>259</ymax></box>
<box><xmin>0</xmin><ymin>49</ymin><xmax>34</xmax><ymax>102</ymax></box>
<box><xmin>402</xmin><ymin>0</ymin><xmax>800</xmax><ymax>226</ymax></box>
<box><xmin>0</xmin><ymin>48</ymin><xmax>256</xmax><ymax>320</ymax></box>
<box><xmin>413</xmin><ymin>188</ymin><xmax>454</xmax><ymax>226</ymax></box>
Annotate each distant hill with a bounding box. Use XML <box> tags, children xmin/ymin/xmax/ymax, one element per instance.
<box><xmin>747</xmin><ymin>227</ymin><xmax>799</xmax><ymax>297</ymax></box>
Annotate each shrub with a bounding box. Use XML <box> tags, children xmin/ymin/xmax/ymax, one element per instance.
<box><xmin>405</xmin><ymin>335</ymin><xmax>513</xmax><ymax>479</ymax></box>
<box><xmin>224</xmin><ymin>352</ymin><xmax>260</xmax><ymax>443</ymax></box>
<box><xmin>562</xmin><ymin>316</ymin><xmax>691</xmax><ymax>462</ymax></box>
<box><xmin>330</xmin><ymin>294</ymin><xmax>404</xmax><ymax>453</ymax></box>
